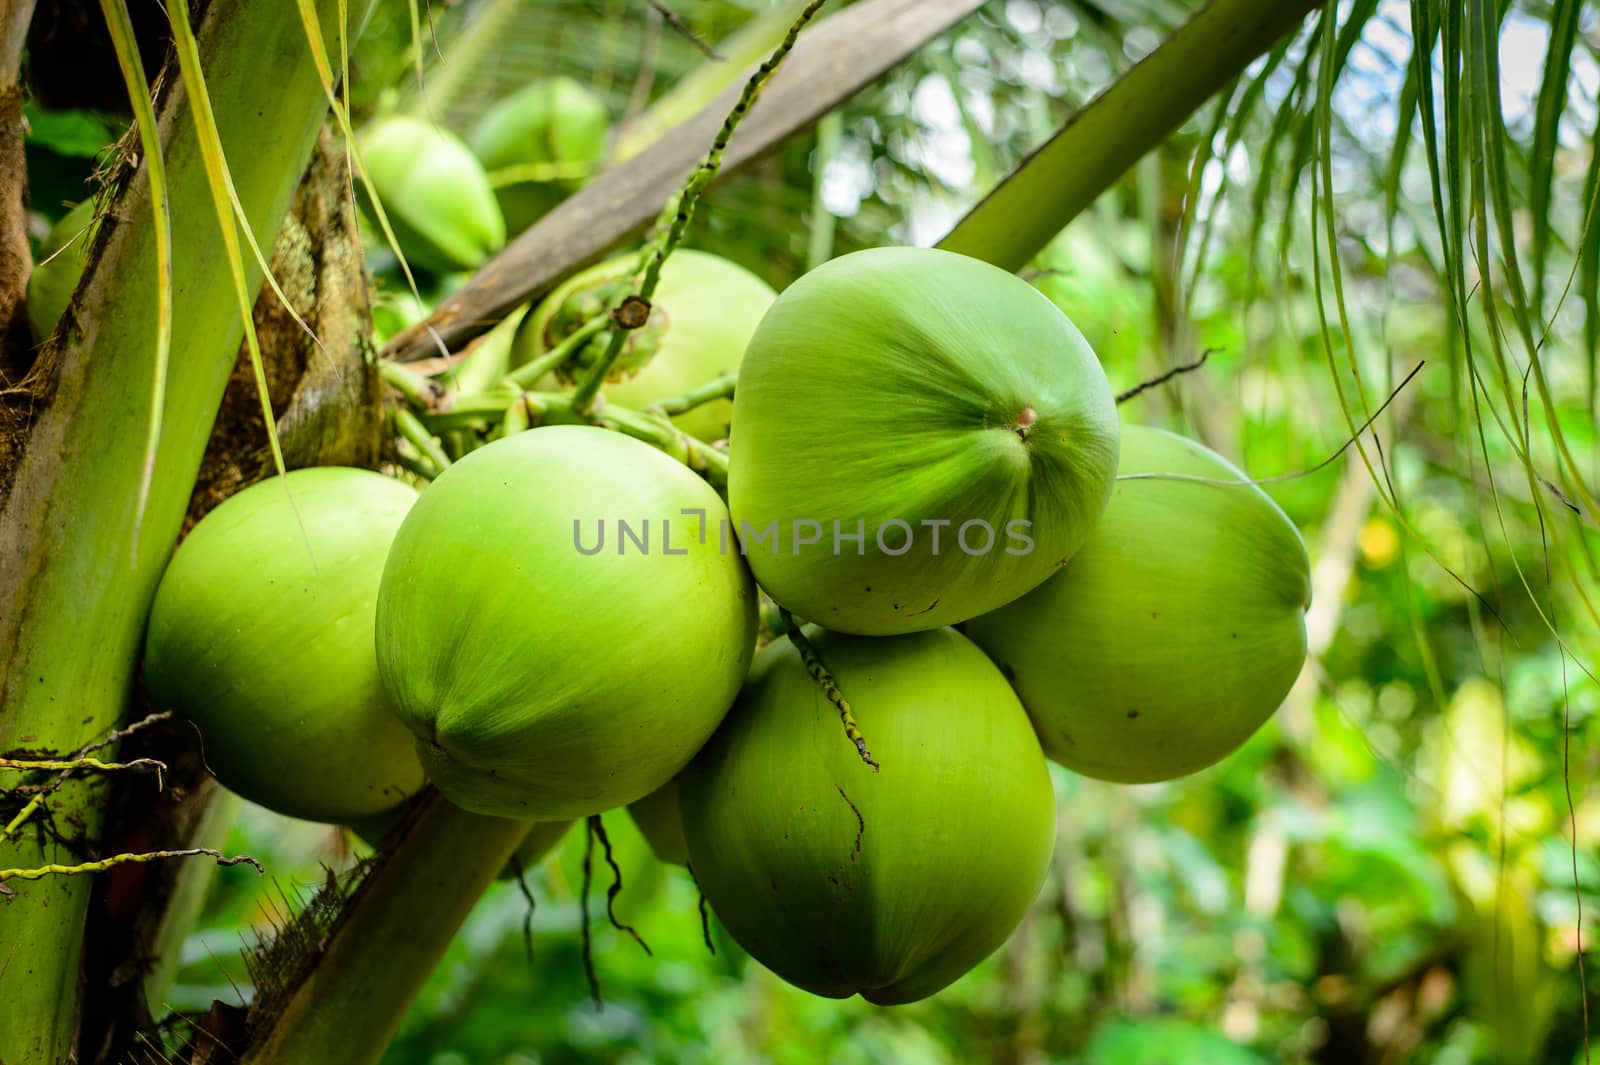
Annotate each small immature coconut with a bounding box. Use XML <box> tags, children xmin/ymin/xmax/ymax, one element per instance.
<box><xmin>470</xmin><ymin>77</ymin><xmax>610</xmax><ymax>234</ymax></box>
<box><xmin>357</xmin><ymin>116</ymin><xmax>506</xmax><ymax>274</ymax></box>
<box><xmin>626</xmin><ymin>778</ymin><xmax>688</xmax><ymax>866</ymax></box>
<box><xmin>680</xmin><ymin>626</ymin><xmax>1055</xmax><ymax>1005</ymax></box>
<box><xmin>512</xmin><ymin>249</ymin><xmax>776</xmax><ymax>443</ymax></box>
<box><xmin>144</xmin><ymin>468</ymin><xmax>426</xmax><ymax>822</ymax></box>
<box><xmin>964</xmin><ymin>425</ymin><xmax>1312</xmax><ymax>783</ymax></box>
<box><xmin>728</xmin><ymin>246</ymin><xmax>1119</xmax><ymax>636</ymax></box>
<box><xmin>375</xmin><ymin>425</ymin><xmax>758</xmax><ymax>821</ymax></box>
<box><xmin>26</xmin><ymin>197</ymin><xmax>99</xmax><ymax>342</ymax></box>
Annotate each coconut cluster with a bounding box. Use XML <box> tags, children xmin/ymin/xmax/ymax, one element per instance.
<box><xmin>141</xmin><ymin>242</ymin><xmax>1310</xmax><ymax>1008</ymax></box>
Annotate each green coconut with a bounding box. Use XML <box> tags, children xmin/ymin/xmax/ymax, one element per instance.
<box><xmin>469</xmin><ymin>77</ymin><xmax>610</xmax><ymax>235</ymax></box>
<box><xmin>728</xmin><ymin>246</ymin><xmax>1119</xmax><ymax>636</ymax></box>
<box><xmin>375</xmin><ymin>425</ymin><xmax>758</xmax><ymax>821</ymax></box>
<box><xmin>144</xmin><ymin>468</ymin><xmax>427</xmax><ymax>822</ymax></box>
<box><xmin>26</xmin><ymin>197</ymin><xmax>99</xmax><ymax>342</ymax></box>
<box><xmin>626</xmin><ymin>778</ymin><xmax>688</xmax><ymax>866</ymax></box>
<box><xmin>964</xmin><ymin>425</ymin><xmax>1312</xmax><ymax>783</ymax></box>
<box><xmin>680</xmin><ymin>626</ymin><xmax>1056</xmax><ymax>1005</ymax></box>
<box><xmin>512</xmin><ymin>249</ymin><xmax>776</xmax><ymax>443</ymax></box>
<box><xmin>357</xmin><ymin>115</ymin><xmax>506</xmax><ymax>274</ymax></box>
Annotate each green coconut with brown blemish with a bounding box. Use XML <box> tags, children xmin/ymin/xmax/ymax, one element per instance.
<box><xmin>512</xmin><ymin>249</ymin><xmax>776</xmax><ymax>443</ymax></box>
<box><xmin>375</xmin><ymin>425</ymin><xmax>758</xmax><ymax>821</ymax></box>
<box><xmin>964</xmin><ymin>425</ymin><xmax>1312</xmax><ymax>783</ymax></box>
<box><xmin>143</xmin><ymin>468</ymin><xmax>426</xmax><ymax>822</ymax></box>
<box><xmin>679</xmin><ymin>626</ymin><xmax>1055</xmax><ymax>1005</ymax></box>
<box><xmin>727</xmin><ymin>246</ymin><xmax>1120</xmax><ymax>636</ymax></box>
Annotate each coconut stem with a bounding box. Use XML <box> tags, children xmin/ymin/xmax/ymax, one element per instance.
<box><xmin>650</xmin><ymin>371</ymin><xmax>736</xmax><ymax>420</ymax></box>
<box><xmin>779</xmin><ymin>608</ymin><xmax>879</xmax><ymax>771</ymax></box>
<box><xmin>1114</xmin><ymin>347</ymin><xmax>1217</xmax><ymax>404</ymax></box>
<box><xmin>381</xmin><ymin>359</ymin><xmax>444</xmax><ymax>407</ymax></box>
<box><xmin>393</xmin><ymin>407</ymin><xmax>452</xmax><ymax>472</ymax></box>
<box><xmin>504</xmin><ymin>314</ymin><xmax>608</xmax><ymax>389</ymax></box>
<box><xmin>570</xmin><ymin>0</ymin><xmax>830</xmax><ymax>418</ymax></box>
<box><xmin>416</xmin><ymin>388</ymin><xmax>731</xmax><ymax>488</ymax></box>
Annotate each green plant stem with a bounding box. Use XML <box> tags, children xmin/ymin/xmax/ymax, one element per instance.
<box><xmin>806</xmin><ymin>110</ymin><xmax>841</xmax><ymax>271</ymax></box>
<box><xmin>611</xmin><ymin>0</ymin><xmax>817</xmax><ymax>162</ymax></box>
<box><xmin>380</xmin><ymin>359</ymin><xmax>442</xmax><ymax>409</ymax></box>
<box><xmin>393</xmin><ymin>407</ymin><xmax>451</xmax><ymax>471</ymax></box>
<box><xmin>504</xmin><ymin>315</ymin><xmax>607</xmax><ymax>389</ymax></box>
<box><xmin>487</xmin><ymin>161</ymin><xmax>594</xmax><ymax>187</ymax></box>
<box><xmin>421</xmin><ymin>389</ymin><xmax>731</xmax><ymax>487</ymax></box>
<box><xmin>650</xmin><ymin>372</ymin><xmax>736</xmax><ymax>416</ymax></box>
<box><xmin>394</xmin><ymin>449</ymin><xmax>442</xmax><ymax>482</ymax></box>
<box><xmin>0</xmin><ymin>3</ymin><xmax>373</xmax><ymax>1060</ymax></box>
<box><xmin>779</xmin><ymin>610</ymin><xmax>878</xmax><ymax>770</ymax></box>
<box><xmin>571</xmin><ymin>0</ymin><xmax>830</xmax><ymax>417</ymax></box>
<box><xmin>241</xmin><ymin>795</ymin><xmax>568</xmax><ymax>1065</ymax></box>
<box><xmin>938</xmin><ymin>0</ymin><xmax>1320</xmax><ymax>271</ymax></box>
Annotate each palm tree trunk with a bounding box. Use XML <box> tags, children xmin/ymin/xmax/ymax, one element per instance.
<box><xmin>0</xmin><ymin>2</ymin><xmax>374</xmax><ymax>1060</ymax></box>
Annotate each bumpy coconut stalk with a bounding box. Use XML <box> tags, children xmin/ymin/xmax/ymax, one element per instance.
<box><xmin>512</xmin><ymin>248</ymin><xmax>775</xmax><ymax>443</ymax></box>
<box><xmin>0</xmin><ymin>2</ymin><xmax>377</xmax><ymax>1060</ymax></box>
<box><xmin>380</xmin><ymin>0</ymin><xmax>987</xmax><ymax>366</ymax></box>
<box><xmin>964</xmin><ymin>425</ymin><xmax>1312</xmax><ymax>783</ymax></box>
<box><xmin>729</xmin><ymin>245</ymin><xmax>1120</xmax><ymax>636</ymax></box>
<box><xmin>680</xmin><ymin>626</ymin><xmax>1055</xmax><ymax>1004</ymax></box>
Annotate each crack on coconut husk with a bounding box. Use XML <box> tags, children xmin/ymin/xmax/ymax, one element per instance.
<box><xmin>833</xmin><ymin>782</ymin><xmax>864</xmax><ymax>862</ymax></box>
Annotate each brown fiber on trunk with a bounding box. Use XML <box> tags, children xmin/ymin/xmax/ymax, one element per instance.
<box><xmin>184</xmin><ymin>127</ymin><xmax>384</xmax><ymax>529</ymax></box>
<box><xmin>0</xmin><ymin>72</ymin><xmax>33</xmax><ymax>393</ymax></box>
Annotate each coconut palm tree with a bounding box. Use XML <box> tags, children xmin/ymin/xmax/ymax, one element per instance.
<box><xmin>1</xmin><ymin>0</ymin><xmax>1594</xmax><ymax>1061</ymax></box>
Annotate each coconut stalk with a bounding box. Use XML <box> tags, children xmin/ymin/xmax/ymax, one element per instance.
<box><xmin>381</xmin><ymin>0</ymin><xmax>985</xmax><ymax>365</ymax></box>
<box><xmin>937</xmin><ymin>0</ymin><xmax>1321</xmax><ymax>271</ymax></box>
<box><xmin>239</xmin><ymin>795</ymin><xmax>568</xmax><ymax>1065</ymax></box>
<box><xmin>608</xmin><ymin>0</ymin><xmax>816</xmax><ymax>162</ymax></box>
<box><xmin>0</xmin><ymin>1</ymin><xmax>375</xmax><ymax>1061</ymax></box>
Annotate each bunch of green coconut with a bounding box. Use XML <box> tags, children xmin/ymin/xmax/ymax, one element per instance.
<box><xmin>144</xmin><ymin>242</ymin><xmax>1312</xmax><ymax>1006</ymax></box>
